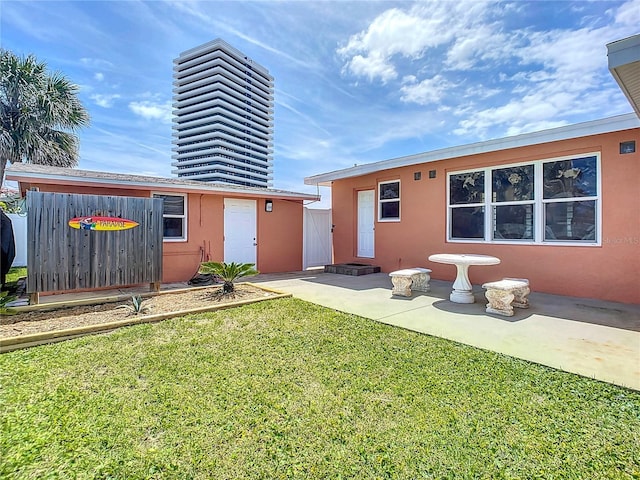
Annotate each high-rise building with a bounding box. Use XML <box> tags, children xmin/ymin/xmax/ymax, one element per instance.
<box><xmin>172</xmin><ymin>39</ymin><xmax>274</xmax><ymax>187</ymax></box>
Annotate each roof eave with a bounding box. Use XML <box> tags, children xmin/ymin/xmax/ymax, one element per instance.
<box><xmin>6</xmin><ymin>168</ymin><xmax>318</xmax><ymax>202</ymax></box>
<box><xmin>304</xmin><ymin>113</ymin><xmax>640</xmax><ymax>185</ymax></box>
<box><xmin>607</xmin><ymin>34</ymin><xmax>640</xmax><ymax>118</ymax></box>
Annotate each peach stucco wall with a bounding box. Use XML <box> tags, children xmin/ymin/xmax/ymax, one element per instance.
<box><xmin>257</xmin><ymin>199</ymin><xmax>304</xmax><ymax>274</ymax></box>
<box><xmin>20</xmin><ymin>182</ymin><xmax>304</xmax><ymax>284</ymax></box>
<box><xmin>163</xmin><ymin>193</ymin><xmax>224</xmax><ymax>283</ymax></box>
<box><xmin>331</xmin><ymin>128</ymin><xmax>640</xmax><ymax>304</ymax></box>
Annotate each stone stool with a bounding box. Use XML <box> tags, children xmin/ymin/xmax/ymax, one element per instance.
<box><xmin>503</xmin><ymin>277</ymin><xmax>530</xmax><ymax>309</ymax></box>
<box><xmin>482</xmin><ymin>278</ymin><xmax>530</xmax><ymax>316</ymax></box>
<box><xmin>389</xmin><ymin>268</ymin><xmax>432</xmax><ymax>297</ymax></box>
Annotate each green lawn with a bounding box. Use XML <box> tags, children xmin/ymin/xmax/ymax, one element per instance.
<box><xmin>1</xmin><ymin>298</ymin><xmax>638</xmax><ymax>479</ymax></box>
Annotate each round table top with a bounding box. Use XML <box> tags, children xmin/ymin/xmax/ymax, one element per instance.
<box><xmin>428</xmin><ymin>253</ymin><xmax>500</xmax><ymax>266</ymax></box>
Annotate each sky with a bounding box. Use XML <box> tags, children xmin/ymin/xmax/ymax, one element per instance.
<box><xmin>1</xmin><ymin>0</ymin><xmax>638</xmax><ymax>207</ymax></box>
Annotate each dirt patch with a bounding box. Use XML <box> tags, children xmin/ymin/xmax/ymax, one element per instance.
<box><xmin>0</xmin><ymin>284</ymin><xmax>278</xmax><ymax>339</ymax></box>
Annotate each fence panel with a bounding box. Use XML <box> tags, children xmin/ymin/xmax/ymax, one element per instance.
<box><xmin>27</xmin><ymin>191</ymin><xmax>163</xmax><ymax>294</ymax></box>
<box><xmin>303</xmin><ymin>208</ymin><xmax>333</xmax><ymax>269</ymax></box>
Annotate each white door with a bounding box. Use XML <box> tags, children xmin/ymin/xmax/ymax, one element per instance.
<box><xmin>303</xmin><ymin>208</ymin><xmax>332</xmax><ymax>269</ymax></box>
<box><xmin>224</xmin><ymin>198</ymin><xmax>257</xmax><ymax>264</ymax></box>
<box><xmin>357</xmin><ymin>190</ymin><xmax>375</xmax><ymax>258</ymax></box>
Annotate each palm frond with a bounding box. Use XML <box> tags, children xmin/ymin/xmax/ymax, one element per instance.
<box><xmin>198</xmin><ymin>262</ymin><xmax>259</xmax><ymax>293</ymax></box>
<box><xmin>0</xmin><ymin>290</ymin><xmax>17</xmax><ymax>315</ymax></box>
<box><xmin>0</xmin><ymin>48</ymin><xmax>89</xmax><ymax>185</ymax></box>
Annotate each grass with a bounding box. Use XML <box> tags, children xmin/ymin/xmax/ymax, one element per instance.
<box><xmin>1</xmin><ymin>298</ymin><xmax>639</xmax><ymax>479</ymax></box>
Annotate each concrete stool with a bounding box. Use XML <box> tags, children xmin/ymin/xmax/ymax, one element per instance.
<box><xmin>389</xmin><ymin>268</ymin><xmax>432</xmax><ymax>297</ymax></box>
<box><xmin>482</xmin><ymin>279</ymin><xmax>530</xmax><ymax>316</ymax></box>
<box><xmin>410</xmin><ymin>267</ymin><xmax>432</xmax><ymax>292</ymax></box>
<box><xmin>503</xmin><ymin>277</ymin><xmax>530</xmax><ymax>309</ymax></box>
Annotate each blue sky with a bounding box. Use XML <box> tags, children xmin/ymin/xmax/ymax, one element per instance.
<box><xmin>2</xmin><ymin>0</ymin><xmax>638</xmax><ymax>206</ymax></box>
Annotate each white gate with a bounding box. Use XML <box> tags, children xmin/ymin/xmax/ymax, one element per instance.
<box><xmin>303</xmin><ymin>208</ymin><xmax>332</xmax><ymax>269</ymax></box>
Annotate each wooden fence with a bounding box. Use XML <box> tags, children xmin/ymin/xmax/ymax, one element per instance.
<box><xmin>27</xmin><ymin>191</ymin><xmax>163</xmax><ymax>300</ymax></box>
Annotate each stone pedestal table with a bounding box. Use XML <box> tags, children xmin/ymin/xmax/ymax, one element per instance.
<box><xmin>428</xmin><ymin>254</ymin><xmax>501</xmax><ymax>303</ymax></box>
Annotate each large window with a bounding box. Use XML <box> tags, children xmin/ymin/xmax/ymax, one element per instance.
<box><xmin>448</xmin><ymin>154</ymin><xmax>599</xmax><ymax>244</ymax></box>
<box><xmin>153</xmin><ymin>193</ymin><xmax>187</xmax><ymax>241</ymax></box>
<box><xmin>379</xmin><ymin>180</ymin><xmax>400</xmax><ymax>221</ymax></box>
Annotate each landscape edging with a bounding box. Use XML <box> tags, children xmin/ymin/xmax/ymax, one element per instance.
<box><xmin>1</xmin><ymin>284</ymin><xmax>291</xmax><ymax>353</ymax></box>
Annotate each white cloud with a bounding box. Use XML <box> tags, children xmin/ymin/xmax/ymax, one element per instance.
<box><xmin>276</xmin><ymin>97</ymin><xmax>332</xmax><ymax>137</ymax></box>
<box><xmin>337</xmin><ymin>2</ymin><xmax>493</xmax><ymax>82</ymax></box>
<box><xmin>613</xmin><ymin>0</ymin><xmax>640</xmax><ymax>27</ymax></box>
<box><xmin>400</xmin><ymin>75</ymin><xmax>453</xmax><ymax>105</ymax></box>
<box><xmin>128</xmin><ymin>101</ymin><xmax>173</xmax><ymax>124</ymax></box>
<box><xmin>337</xmin><ymin>0</ymin><xmax>640</xmax><ymax>138</ymax></box>
<box><xmin>90</xmin><ymin>93</ymin><xmax>121</xmax><ymax>108</ymax></box>
<box><xmin>451</xmin><ymin>14</ymin><xmax>638</xmax><ymax>138</ymax></box>
<box><xmin>445</xmin><ymin>26</ymin><xmax>512</xmax><ymax>71</ymax></box>
<box><xmin>453</xmin><ymin>87</ymin><xmax>589</xmax><ymax>138</ymax></box>
<box><xmin>344</xmin><ymin>53</ymin><xmax>397</xmax><ymax>83</ymax></box>
<box><xmin>80</xmin><ymin>57</ymin><xmax>114</xmax><ymax>69</ymax></box>
<box><xmin>94</xmin><ymin>72</ymin><xmax>104</xmax><ymax>81</ymax></box>
<box><xmin>336</xmin><ymin>0</ymin><xmax>638</xmax><ymax>142</ymax></box>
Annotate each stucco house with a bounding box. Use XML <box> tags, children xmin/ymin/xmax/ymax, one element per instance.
<box><xmin>6</xmin><ymin>164</ymin><xmax>318</xmax><ymax>285</ymax></box>
<box><xmin>305</xmin><ymin>114</ymin><xmax>638</xmax><ymax>304</ymax></box>
<box><xmin>305</xmin><ymin>34</ymin><xmax>640</xmax><ymax>305</ymax></box>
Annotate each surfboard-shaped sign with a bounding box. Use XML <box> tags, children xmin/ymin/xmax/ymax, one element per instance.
<box><xmin>68</xmin><ymin>216</ymin><xmax>139</xmax><ymax>231</ymax></box>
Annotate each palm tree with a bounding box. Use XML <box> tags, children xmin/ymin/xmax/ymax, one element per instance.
<box><xmin>0</xmin><ymin>49</ymin><xmax>90</xmax><ymax>186</ymax></box>
<box><xmin>198</xmin><ymin>262</ymin><xmax>259</xmax><ymax>294</ymax></box>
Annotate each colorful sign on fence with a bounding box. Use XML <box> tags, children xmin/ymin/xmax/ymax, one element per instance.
<box><xmin>68</xmin><ymin>216</ymin><xmax>139</xmax><ymax>231</ymax></box>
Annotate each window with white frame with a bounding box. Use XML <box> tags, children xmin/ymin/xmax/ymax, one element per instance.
<box><xmin>448</xmin><ymin>154</ymin><xmax>599</xmax><ymax>244</ymax></box>
<box><xmin>153</xmin><ymin>193</ymin><xmax>187</xmax><ymax>241</ymax></box>
<box><xmin>378</xmin><ymin>180</ymin><xmax>400</xmax><ymax>221</ymax></box>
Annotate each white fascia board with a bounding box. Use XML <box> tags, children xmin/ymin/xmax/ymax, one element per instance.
<box><xmin>607</xmin><ymin>34</ymin><xmax>640</xmax><ymax>68</ymax></box>
<box><xmin>6</xmin><ymin>169</ymin><xmax>318</xmax><ymax>201</ymax></box>
<box><xmin>607</xmin><ymin>35</ymin><xmax>640</xmax><ymax>117</ymax></box>
<box><xmin>305</xmin><ymin>114</ymin><xmax>640</xmax><ymax>186</ymax></box>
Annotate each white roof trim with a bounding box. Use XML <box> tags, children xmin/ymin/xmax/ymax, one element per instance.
<box><xmin>607</xmin><ymin>34</ymin><xmax>640</xmax><ymax>118</ymax></box>
<box><xmin>305</xmin><ymin>114</ymin><xmax>640</xmax><ymax>186</ymax></box>
<box><xmin>6</xmin><ymin>164</ymin><xmax>318</xmax><ymax>201</ymax></box>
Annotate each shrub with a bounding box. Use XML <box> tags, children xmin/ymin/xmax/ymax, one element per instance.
<box><xmin>198</xmin><ymin>262</ymin><xmax>258</xmax><ymax>294</ymax></box>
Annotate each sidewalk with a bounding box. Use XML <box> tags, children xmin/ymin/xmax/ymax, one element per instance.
<box><xmin>250</xmin><ymin>271</ymin><xmax>640</xmax><ymax>391</ymax></box>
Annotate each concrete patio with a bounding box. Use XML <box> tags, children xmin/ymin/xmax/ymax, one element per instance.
<box><xmin>32</xmin><ymin>269</ymin><xmax>639</xmax><ymax>390</ymax></box>
<box><xmin>249</xmin><ymin>270</ymin><xmax>639</xmax><ymax>391</ymax></box>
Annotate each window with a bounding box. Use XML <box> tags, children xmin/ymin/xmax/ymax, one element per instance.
<box><xmin>542</xmin><ymin>156</ymin><xmax>598</xmax><ymax>241</ymax></box>
<box><xmin>378</xmin><ymin>180</ymin><xmax>400</xmax><ymax>221</ymax></box>
<box><xmin>447</xmin><ymin>154</ymin><xmax>599</xmax><ymax>245</ymax></box>
<box><xmin>492</xmin><ymin>165</ymin><xmax>534</xmax><ymax>240</ymax></box>
<box><xmin>449</xmin><ymin>171</ymin><xmax>484</xmax><ymax>238</ymax></box>
<box><xmin>153</xmin><ymin>194</ymin><xmax>187</xmax><ymax>241</ymax></box>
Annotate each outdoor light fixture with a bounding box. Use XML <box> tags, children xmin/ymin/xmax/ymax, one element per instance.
<box><xmin>265</xmin><ymin>199</ymin><xmax>273</xmax><ymax>212</ymax></box>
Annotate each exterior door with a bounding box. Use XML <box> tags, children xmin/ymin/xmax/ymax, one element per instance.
<box><xmin>357</xmin><ymin>190</ymin><xmax>375</xmax><ymax>258</ymax></box>
<box><xmin>224</xmin><ymin>198</ymin><xmax>257</xmax><ymax>264</ymax></box>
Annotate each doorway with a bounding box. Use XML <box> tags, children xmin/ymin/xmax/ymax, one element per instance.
<box><xmin>224</xmin><ymin>198</ymin><xmax>257</xmax><ymax>264</ymax></box>
<box><xmin>357</xmin><ymin>190</ymin><xmax>375</xmax><ymax>258</ymax></box>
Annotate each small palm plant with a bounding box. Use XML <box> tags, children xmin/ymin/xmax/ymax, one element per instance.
<box><xmin>0</xmin><ymin>291</ymin><xmax>17</xmax><ymax>316</ymax></box>
<box><xmin>0</xmin><ymin>291</ymin><xmax>18</xmax><ymax>315</ymax></box>
<box><xmin>117</xmin><ymin>295</ymin><xmax>150</xmax><ymax>316</ymax></box>
<box><xmin>198</xmin><ymin>262</ymin><xmax>259</xmax><ymax>294</ymax></box>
